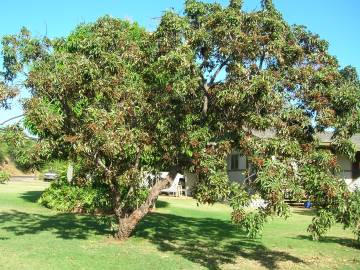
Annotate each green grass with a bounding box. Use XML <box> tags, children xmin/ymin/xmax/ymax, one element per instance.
<box><xmin>0</xmin><ymin>181</ymin><xmax>359</xmax><ymax>270</ymax></box>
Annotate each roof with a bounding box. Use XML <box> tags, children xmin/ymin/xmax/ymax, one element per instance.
<box><xmin>251</xmin><ymin>129</ymin><xmax>360</xmax><ymax>150</ymax></box>
<box><xmin>251</xmin><ymin>129</ymin><xmax>276</xmax><ymax>139</ymax></box>
<box><xmin>317</xmin><ymin>132</ymin><xmax>360</xmax><ymax>150</ymax></box>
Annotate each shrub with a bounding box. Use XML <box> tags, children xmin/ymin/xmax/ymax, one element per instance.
<box><xmin>0</xmin><ymin>142</ymin><xmax>7</xmax><ymax>164</ymax></box>
<box><xmin>38</xmin><ymin>162</ymin><xmax>149</xmax><ymax>215</ymax></box>
<box><xmin>39</xmin><ymin>181</ymin><xmax>113</xmax><ymax>213</ymax></box>
<box><xmin>7</xmin><ymin>140</ymin><xmax>37</xmax><ymax>171</ymax></box>
<box><xmin>2</xmin><ymin>126</ymin><xmax>40</xmax><ymax>171</ymax></box>
<box><xmin>0</xmin><ymin>170</ymin><xmax>10</xmax><ymax>183</ymax></box>
<box><xmin>39</xmin><ymin>179</ymin><xmax>150</xmax><ymax>214</ymax></box>
<box><xmin>38</xmin><ymin>166</ymin><xmax>112</xmax><ymax>213</ymax></box>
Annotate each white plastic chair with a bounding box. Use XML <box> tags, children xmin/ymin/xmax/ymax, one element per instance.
<box><xmin>161</xmin><ymin>173</ymin><xmax>183</xmax><ymax>196</ymax></box>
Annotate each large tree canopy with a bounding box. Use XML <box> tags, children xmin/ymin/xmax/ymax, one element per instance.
<box><xmin>0</xmin><ymin>83</ymin><xmax>17</xmax><ymax>110</ymax></box>
<box><xmin>2</xmin><ymin>0</ymin><xmax>360</xmax><ymax>240</ymax></box>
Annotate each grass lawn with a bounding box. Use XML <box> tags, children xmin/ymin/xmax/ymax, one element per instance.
<box><xmin>0</xmin><ymin>181</ymin><xmax>359</xmax><ymax>270</ymax></box>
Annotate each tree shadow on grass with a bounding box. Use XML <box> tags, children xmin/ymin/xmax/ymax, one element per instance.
<box><xmin>155</xmin><ymin>200</ymin><xmax>170</xmax><ymax>209</ymax></box>
<box><xmin>1</xmin><ymin>192</ymin><xmax>303</xmax><ymax>269</ymax></box>
<box><xmin>293</xmin><ymin>235</ymin><xmax>360</xmax><ymax>250</ymax></box>
<box><xmin>0</xmin><ymin>210</ymin><xmax>110</xmax><ymax>240</ymax></box>
<box><xmin>19</xmin><ymin>191</ymin><xmax>43</xmax><ymax>203</ymax></box>
<box><xmin>134</xmin><ymin>212</ymin><xmax>304</xmax><ymax>270</ymax></box>
<box><xmin>291</xmin><ymin>208</ymin><xmax>317</xmax><ymax>217</ymax></box>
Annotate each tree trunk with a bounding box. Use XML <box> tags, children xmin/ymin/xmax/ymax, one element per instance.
<box><xmin>115</xmin><ymin>168</ymin><xmax>179</xmax><ymax>240</ymax></box>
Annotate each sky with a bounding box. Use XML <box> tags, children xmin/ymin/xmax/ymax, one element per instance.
<box><xmin>1</xmin><ymin>0</ymin><xmax>359</xmax><ymax>124</ymax></box>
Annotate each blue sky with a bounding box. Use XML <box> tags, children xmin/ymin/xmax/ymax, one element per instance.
<box><xmin>1</xmin><ymin>0</ymin><xmax>359</xmax><ymax>123</ymax></box>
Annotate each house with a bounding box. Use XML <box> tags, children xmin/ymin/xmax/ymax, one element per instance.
<box><xmin>317</xmin><ymin>132</ymin><xmax>360</xmax><ymax>191</ymax></box>
<box><xmin>183</xmin><ymin>131</ymin><xmax>360</xmax><ymax>195</ymax></box>
<box><xmin>226</xmin><ymin>132</ymin><xmax>360</xmax><ymax>191</ymax></box>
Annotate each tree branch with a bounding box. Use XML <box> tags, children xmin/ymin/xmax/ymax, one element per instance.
<box><xmin>96</xmin><ymin>157</ymin><xmax>113</xmax><ymax>177</ymax></box>
<box><xmin>135</xmin><ymin>150</ymin><xmax>141</xmax><ymax>169</ymax></box>
<box><xmin>208</xmin><ymin>57</ymin><xmax>231</xmax><ymax>87</ymax></box>
<box><xmin>201</xmin><ymin>57</ymin><xmax>230</xmax><ymax>116</ymax></box>
<box><xmin>132</xmin><ymin>166</ymin><xmax>179</xmax><ymax>213</ymax></box>
<box><xmin>202</xmin><ymin>94</ymin><xmax>209</xmax><ymax>116</ymax></box>
<box><xmin>115</xmin><ymin>166</ymin><xmax>181</xmax><ymax>239</ymax></box>
<box><xmin>0</xmin><ymin>114</ymin><xmax>24</xmax><ymax>126</ymax></box>
<box><xmin>259</xmin><ymin>50</ymin><xmax>266</xmax><ymax>70</ymax></box>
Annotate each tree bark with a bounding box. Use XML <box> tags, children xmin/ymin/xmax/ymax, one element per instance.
<box><xmin>115</xmin><ymin>167</ymin><xmax>179</xmax><ymax>240</ymax></box>
<box><xmin>202</xmin><ymin>94</ymin><xmax>209</xmax><ymax>115</ymax></box>
<box><xmin>201</xmin><ymin>57</ymin><xmax>230</xmax><ymax>116</ymax></box>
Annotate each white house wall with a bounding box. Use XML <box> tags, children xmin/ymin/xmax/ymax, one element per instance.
<box><xmin>225</xmin><ymin>153</ymin><xmax>358</xmax><ymax>187</ymax></box>
<box><xmin>337</xmin><ymin>155</ymin><xmax>353</xmax><ymax>185</ymax></box>
<box><xmin>183</xmin><ymin>153</ymin><xmax>248</xmax><ymax>194</ymax></box>
<box><xmin>183</xmin><ymin>172</ymin><xmax>198</xmax><ymax>196</ymax></box>
<box><xmin>227</xmin><ymin>171</ymin><xmax>246</xmax><ymax>183</ymax></box>
<box><xmin>183</xmin><ymin>153</ymin><xmax>359</xmax><ymax>196</ymax></box>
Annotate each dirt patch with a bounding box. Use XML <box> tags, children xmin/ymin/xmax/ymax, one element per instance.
<box><xmin>0</xmin><ymin>158</ymin><xmax>38</xmax><ymax>176</ymax></box>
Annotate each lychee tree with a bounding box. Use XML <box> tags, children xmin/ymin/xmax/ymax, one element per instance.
<box><xmin>2</xmin><ymin>0</ymin><xmax>360</xmax><ymax>240</ymax></box>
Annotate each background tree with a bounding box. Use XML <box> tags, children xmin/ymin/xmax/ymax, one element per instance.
<box><xmin>1</xmin><ymin>59</ymin><xmax>19</xmax><ymax>181</ymax></box>
<box><xmin>151</xmin><ymin>0</ymin><xmax>360</xmax><ymax>239</ymax></box>
<box><xmin>1</xmin><ymin>125</ymin><xmax>40</xmax><ymax>171</ymax></box>
<box><xmin>0</xmin><ymin>83</ymin><xmax>17</xmax><ymax>109</ymax></box>
<box><xmin>2</xmin><ymin>0</ymin><xmax>360</xmax><ymax>241</ymax></box>
<box><xmin>1</xmin><ymin>17</ymin><xmax>183</xmax><ymax>239</ymax></box>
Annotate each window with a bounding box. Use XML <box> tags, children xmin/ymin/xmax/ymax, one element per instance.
<box><xmin>352</xmin><ymin>152</ymin><xmax>360</xmax><ymax>179</ymax></box>
<box><xmin>230</xmin><ymin>154</ymin><xmax>239</xmax><ymax>170</ymax></box>
<box><xmin>239</xmin><ymin>155</ymin><xmax>247</xmax><ymax>170</ymax></box>
<box><xmin>229</xmin><ymin>154</ymin><xmax>248</xmax><ymax>171</ymax></box>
